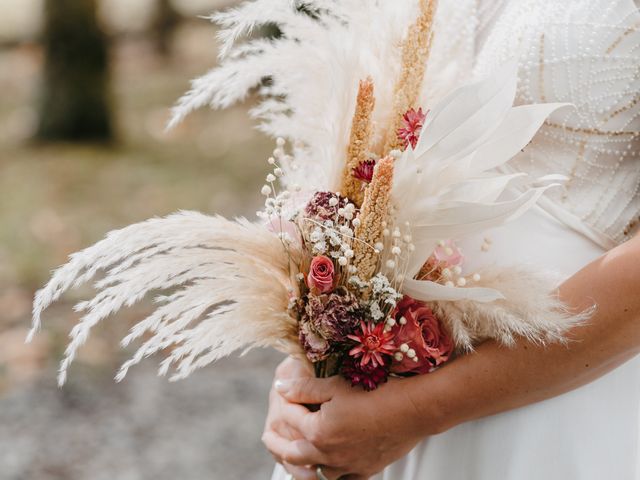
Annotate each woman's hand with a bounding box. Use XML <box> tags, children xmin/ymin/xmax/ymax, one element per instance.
<box><xmin>264</xmin><ymin>233</ymin><xmax>640</xmax><ymax>478</ymax></box>
<box><xmin>262</xmin><ymin>357</ymin><xmax>436</xmax><ymax>480</ymax></box>
<box><xmin>263</xmin><ymin>357</ymin><xmax>318</xmax><ymax>477</ymax></box>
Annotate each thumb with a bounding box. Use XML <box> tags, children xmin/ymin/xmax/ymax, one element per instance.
<box><xmin>275</xmin><ymin>376</ymin><xmax>338</xmax><ymax>404</ymax></box>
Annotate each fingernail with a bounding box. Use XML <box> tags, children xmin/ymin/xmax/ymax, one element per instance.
<box><xmin>274</xmin><ymin>379</ymin><xmax>290</xmax><ymax>393</ymax></box>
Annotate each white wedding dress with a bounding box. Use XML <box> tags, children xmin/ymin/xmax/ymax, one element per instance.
<box><xmin>273</xmin><ymin>0</ymin><xmax>640</xmax><ymax>478</ymax></box>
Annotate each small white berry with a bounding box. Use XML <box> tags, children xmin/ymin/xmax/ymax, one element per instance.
<box><xmin>472</xmin><ymin>273</ymin><xmax>481</xmax><ymax>282</ymax></box>
<box><xmin>386</xmin><ymin>318</ymin><xmax>396</xmax><ymax>327</ymax></box>
<box><xmin>386</xmin><ymin>260</ymin><xmax>396</xmax><ymax>269</ymax></box>
<box><xmin>344</xmin><ymin>249</ymin><xmax>354</xmax><ymax>258</ymax></box>
<box><xmin>276</xmin><ymin>137</ymin><xmax>285</xmax><ymax>147</ymax></box>
<box><xmin>338</xmin><ymin>257</ymin><xmax>348</xmax><ymax>266</ymax></box>
<box><xmin>453</xmin><ymin>266</ymin><xmax>462</xmax><ymax>275</ymax></box>
<box><xmin>267</xmin><ymin>157</ymin><xmax>276</xmax><ymax>165</ymax></box>
<box><xmin>445</xmin><ymin>281</ymin><xmax>454</xmax><ymax>287</ymax></box>
<box><xmin>352</xmin><ymin>218</ymin><xmax>361</xmax><ymax>227</ymax></box>
<box><xmin>407</xmin><ymin>348</ymin><xmax>416</xmax><ymax>358</ymax></box>
<box><xmin>399</xmin><ymin>317</ymin><xmax>407</xmax><ymax>326</ymax></box>
<box><xmin>274</xmin><ymin>168</ymin><xmax>283</xmax><ymax>177</ymax></box>
<box><xmin>261</xmin><ymin>185</ymin><xmax>272</xmax><ymax>196</ymax></box>
<box><xmin>383</xmin><ymin>228</ymin><xmax>391</xmax><ymax>237</ymax></box>
<box><xmin>400</xmin><ymin>343</ymin><xmax>409</xmax><ymax>353</ymax></box>
<box><xmin>442</xmin><ymin>267</ymin><xmax>451</xmax><ymax>278</ymax></box>
<box><xmin>374</xmin><ymin>242</ymin><xmax>384</xmax><ymax>251</ymax></box>
<box><xmin>328</xmin><ymin>197</ymin><xmax>339</xmax><ymax>207</ymax></box>
<box><xmin>266</xmin><ymin>173</ymin><xmax>276</xmax><ymax>182</ymax></box>
<box><xmin>457</xmin><ymin>277</ymin><xmax>467</xmax><ymax>287</ymax></box>
<box><xmin>394</xmin><ymin>352</ymin><xmax>404</xmax><ymax>362</ymax></box>
<box><xmin>391</xmin><ymin>246</ymin><xmax>401</xmax><ymax>256</ymax></box>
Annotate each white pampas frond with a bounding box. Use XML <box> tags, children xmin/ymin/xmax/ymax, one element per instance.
<box><xmin>28</xmin><ymin>212</ymin><xmax>300</xmax><ymax>385</ymax></box>
<box><xmin>431</xmin><ymin>265</ymin><xmax>594</xmax><ymax>351</ymax></box>
<box><xmin>168</xmin><ymin>0</ymin><xmax>474</xmax><ymax>192</ymax></box>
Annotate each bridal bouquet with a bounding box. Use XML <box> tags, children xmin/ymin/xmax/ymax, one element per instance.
<box><xmin>29</xmin><ymin>0</ymin><xmax>585</xmax><ymax>389</ymax></box>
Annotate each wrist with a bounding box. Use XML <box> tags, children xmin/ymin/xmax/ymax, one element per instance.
<box><xmin>404</xmin><ymin>369</ymin><xmax>461</xmax><ymax>436</ymax></box>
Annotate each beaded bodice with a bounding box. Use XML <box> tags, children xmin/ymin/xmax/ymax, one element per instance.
<box><xmin>428</xmin><ymin>0</ymin><xmax>640</xmax><ymax>248</ymax></box>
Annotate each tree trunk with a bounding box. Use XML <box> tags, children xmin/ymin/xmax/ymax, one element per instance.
<box><xmin>151</xmin><ymin>0</ymin><xmax>180</xmax><ymax>58</ymax></box>
<box><xmin>36</xmin><ymin>0</ymin><xmax>114</xmax><ymax>142</ymax></box>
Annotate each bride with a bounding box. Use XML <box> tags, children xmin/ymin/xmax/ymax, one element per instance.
<box><xmin>265</xmin><ymin>0</ymin><xmax>640</xmax><ymax>479</ymax></box>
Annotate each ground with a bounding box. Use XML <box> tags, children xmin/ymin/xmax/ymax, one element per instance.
<box><xmin>0</xmin><ymin>20</ymin><xmax>283</xmax><ymax>480</ymax></box>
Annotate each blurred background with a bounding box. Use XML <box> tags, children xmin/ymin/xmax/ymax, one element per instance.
<box><xmin>0</xmin><ymin>0</ymin><xmax>283</xmax><ymax>478</ymax></box>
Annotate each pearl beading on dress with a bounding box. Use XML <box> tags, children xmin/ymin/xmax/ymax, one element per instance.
<box><xmin>475</xmin><ymin>0</ymin><xmax>640</xmax><ymax>247</ymax></box>
<box><xmin>428</xmin><ymin>0</ymin><xmax>640</xmax><ymax>248</ymax></box>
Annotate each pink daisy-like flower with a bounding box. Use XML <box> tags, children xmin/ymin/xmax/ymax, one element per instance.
<box><xmin>352</xmin><ymin>159</ymin><xmax>376</xmax><ymax>183</ymax></box>
<box><xmin>397</xmin><ymin>107</ymin><xmax>427</xmax><ymax>150</ymax></box>
<box><xmin>347</xmin><ymin>321</ymin><xmax>395</xmax><ymax>367</ymax></box>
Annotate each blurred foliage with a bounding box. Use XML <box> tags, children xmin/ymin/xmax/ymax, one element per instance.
<box><xmin>0</xmin><ymin>21</ymin><xmax>273</xmax><ymax>384</ymax></box>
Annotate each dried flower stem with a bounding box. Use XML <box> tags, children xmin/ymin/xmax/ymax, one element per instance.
<box><xmin>341</xmin><ymin>77</ymin><xmax>376</xmax><ymax>207</ymax></box>
<box><xmin>383</xmin><ymin>0</ymin><xmax>437</xmax><ymax>154</ymax></box>
<box><xmin>352</xmin><ymin>156</ymin><xmax>394</xmax><ymax>281</ymax></box>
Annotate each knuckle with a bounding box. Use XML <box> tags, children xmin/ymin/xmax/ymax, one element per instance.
<box><xmin>275</xmin><ymin>359</ymin><xmax>290</xmax><ymax>377</ymax></box>
<box><xmin>307</xmin><ymin>426</ymin><xmax>327</xmax><ymax>449</ymax></box>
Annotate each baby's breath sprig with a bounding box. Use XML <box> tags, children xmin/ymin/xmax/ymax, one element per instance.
<box><xmin>256</xmin><ymin>138</ymin><xmax>303</xmax><ymax>278</ymax></box>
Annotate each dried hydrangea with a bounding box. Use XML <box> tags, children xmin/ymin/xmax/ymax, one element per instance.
<box><xmin>303</xmin><ymin>288</ymin><xmax>363</xmax><ymax>342</ymax></box>
<box><xmin>304</xmin><ymin>191</ymin><xmax>347</xmax><ymax>221</ymax></box>
<box><xmin>299</xmin><ymin>320</ymin><xmax>331</xmax><ymax>362</ymax></box>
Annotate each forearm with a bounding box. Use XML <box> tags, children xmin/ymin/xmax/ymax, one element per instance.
<box><xmin>408</xmin><ymin>234</ymin><xmax>640</xmax><ymax>434</ymax></box>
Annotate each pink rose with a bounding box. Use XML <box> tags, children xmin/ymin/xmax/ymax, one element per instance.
<box><xmin>390</xmin><ymin>296</ymin><xmax>453</xmax><ymax>375</ymax></box>
<box><xmin>307</xmin><ymin>255</ymin><xmax>335</xmax><ymax>294</ymax></box>
<box><xmin>432</xmin><ymin>239</ymin><xmax>464</xmax><ymax>267</ymax></box>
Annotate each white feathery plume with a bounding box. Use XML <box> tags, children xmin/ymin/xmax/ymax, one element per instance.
<box><xmin>29</xmin><ymin>212</ymin><xmax>301</xmax><ymax>385</ymax></box>
<box><xmin>390</xmin><ymin>62</ymin><xmax>571</xmax><ymax>286</ymax></box>
<box><xmin>431</xmin><ymin>265</ymin><xmax>594</xmax><ymax>350</ymax></box>
<box><xmin>168</xmin><ymin>0</ymin><xmax>471</xmax><ymax>192</ymax></box>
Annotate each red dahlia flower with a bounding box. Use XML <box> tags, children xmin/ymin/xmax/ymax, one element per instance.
<box><xmin>347</xmin><ymin>321</ymin><xmax>395</xmax><ymax>367</ymax></box>
<box><xmin>352</xmin><ymin>159</ymin><xmax>376</xmax><ymax>183</ymax></box>
<box><xmin>341</xmin><ymin>357</ymin><xmax>388</xmax><ymax>391</ymax></box>
<box><xmin>397</xmin><ymin>107</ymin><xmax>427</xmax><ymax>149</ymax></box>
